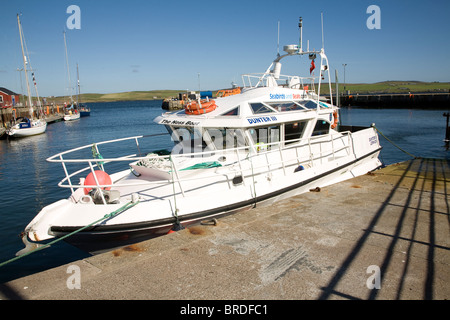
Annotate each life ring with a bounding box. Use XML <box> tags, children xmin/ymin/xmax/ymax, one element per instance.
<box><xmin>331</xmin><ymin>111</ymin><xmax>338</xmax><ymax>129</ymax></box>
<box><xmin>186</xmin><ymin>100</ymin><xmax>215</xmax><ymax>110</ymax></box>
<box><xmin>185</xmin><ymin>99</ymin><xmax>217</xmax><ymax>115</ymax></box>
<box><xmin>185</xmin><ymin>103</ymin><xmax>217</xmax><ymax>115</ymax></box>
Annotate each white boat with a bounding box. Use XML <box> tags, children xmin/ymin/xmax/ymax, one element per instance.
<box><xmin>7</xmin><ymin>118</ymin><xmax>47</xmax><ymax>137</ymax></box>
<box><xmin>8</xmin><ymin>14</ymin><xmax>47</xmax><ymax>138</ymax></box>
<box><xmin>20</xmin><ymin>18</ymin><xmax>382</xmax><ymax>254</ymax></box>
<box><xmin>64</xmin><ymin>112</ymin><xmax>80</xmax><ymax>121</ymax></box>
<box><xmin>76</xmin><ymin>63</ymin><xmax>91</xmax><ymax>117</ymax></box>
<box><xmin>62</xmin><ymin>32</ymin><xmax>81</xmax><ymax>121</ymax></box>
<box><xmin>63</xmin><ymin>105</ymin><xmax>81</xmax><ymax>121</ymax></box>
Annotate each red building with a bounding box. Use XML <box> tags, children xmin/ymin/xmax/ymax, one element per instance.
<box><xmin>0</xmin><ymin>87</ymin><xmax>20</xmax><ymax>108</ymax></box>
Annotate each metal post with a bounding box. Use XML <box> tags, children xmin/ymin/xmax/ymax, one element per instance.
<box><xmin>298</xmin><ymin>17</ymin><xmax>303</xmax><ymax>52</ymax></box>
<box><xmin>444</xmin><ymin>112</ymin><xmax>449</xmax><ymax>150</ymax></box>
<box><xmin>335</xmin><ymin>69</ymin><xmax>339</xmax><ymax>108</ymax></box>
<box><xmin>342</xmin><ymin>63</ymin><xmax>347</xmax><ymax>94</ymax></box>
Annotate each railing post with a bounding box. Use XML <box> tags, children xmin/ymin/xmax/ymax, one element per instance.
<box><xmin>308</xmin><ymin>138</ymin><xmax>313</xmax><ymax>167</ymax></box>
<box><xmin>278</xmin><ymin>145</ymin><xmax>286</xmax><ymax>175</ymax></box>
<box><xmin>135</xmin><ymin>137</ymin><xmax>142</xmax><ymax>157</ymax></box>
<box><xmin>88</xmin><ymin>161</ymin><xmax>108</xmax><ymax>205</ymax></box>
<box><xmin>60</xmin><ymin>154</ymin><xmax>75</xmax><ymax>195</ymax></box>
<box><xmin>235</xmin><ymin>147</ymin><xmax>246</xmax><ymax>186</ymax></box>
<box><xmin>169</xmin><ymin>155</ymin><xmax>185</xmax><ymax>197</ymax></box>
<box><xmin>331</xmin><ymin>134</ymin><xmax>336</xmax><ymax>160</ymax></box>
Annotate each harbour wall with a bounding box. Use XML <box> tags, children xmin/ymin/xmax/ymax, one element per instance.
<box><xmin>334</xmin><ymin>92</ymin><xmax>450</xmax><ymax>109</ymax></box>
<box><xmin>0</xmin><ymin>105</ymin><xmax>63</xmax><ymax>129</ymax></box>
<box><xmin>162</xmin><ymin>93</ymin><xmax>450</xmax><ymax>111</ymax></box>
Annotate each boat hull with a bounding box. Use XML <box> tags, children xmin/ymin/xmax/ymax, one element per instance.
<box><xmin>64</xmin><ymin>113</ymin><xmax>80</xmax><ymax>121</ymax></box>
<box><xmin>44</xmin><ymin>146</ymin><xmax>381</xmax><ymax>254</ymax></box>
<box><xmin>7</xmin><ymin>121</ymin><xmax>47</xmax><ymax>137</ymax></box>
<box><xmin>50</xmin><ymin>204</ymin><xmax>252</xmax><ymax>254</ymax></box>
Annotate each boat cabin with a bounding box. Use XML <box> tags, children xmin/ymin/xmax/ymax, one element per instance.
<box><xmin>155</xmin><ymin>86</ymin><xmax>337</xmax><ymax>155</ymax></box>
<box><xmin>156</xmin><ymin>44</ymin><xmax>336</xmax><ymax>156</ymax></box>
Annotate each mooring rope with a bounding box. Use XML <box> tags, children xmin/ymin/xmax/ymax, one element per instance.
<box><xmin>91</xmin><ymin>143</ymin><xmax>105</xmax><ymax>171</ymax></box>
<box><xmin>372</xmin><ymin>124</ymin><xmax>417</xmax><ymax>159</ymax></box>
<box><xmin>0</xmin><ymin>200</ymin><xmax>139</xmax><ymax>269</ymax></box>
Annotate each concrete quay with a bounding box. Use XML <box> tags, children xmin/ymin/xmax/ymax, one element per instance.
<box><xmin>45</xmin><ymin>113</ymin><xmax>64</xmax><ymax>123</ymax></box>
<box><xmin>339</xmin><ymin>92</ymin><xmax>450</xmax><ymax>109</ymax></box>
<box><xmin>0</xmin><ymin>158</ymin><xmax>448</xmax><ymax>301</ymax></box>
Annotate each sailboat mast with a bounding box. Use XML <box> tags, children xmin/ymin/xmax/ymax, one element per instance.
<box><xmin>76</xmin><ymin>63</ymin><xmax>80</xmax><ymax>104</ymax></box>
<box><xmin>31</xmin><ymin>72</ymin><xmax>42</xmax><ymax>110</ymax></box>
<box><xmin>64</xmin><ymin>31</ymin><xmax>73</xmax><ymax>103</ymax></box>
<box><xmin>17</xmin><ymin>14</ymin><xmax>33</xmax><ymax>115</ymax></box>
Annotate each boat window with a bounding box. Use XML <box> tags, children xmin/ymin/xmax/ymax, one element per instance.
<box><xmin>311</xmin><ymin>119</ymin><xmax>330</xmax><ymax>136</ymax></box>
<box><xmin>301</xmin><ymin>100</ymin><xmax>318</xmax><ymax>109</ymax></box>
<box><xmin>204</xmin><ymin>128</ymin><xmax>247</xmax><ymax>150</ymax></box>
<box><xmin>249</xmin><ymin>103</ymin><xmax>275</xmax><ymax>114</ymax></box>
<box><xmin>248</xmin><ymin>125</ymin><xmax>280</xmax><ymax>151</ymax></box>
<box><xmin>171</xmin><ymin>126</ymin><xmax>210</xmax><ymax>155</ymax></box>
<box><xmin>268</xmin><ymin>102</ymin><xmax>305</xmax><ymax>112</ymax></box>
<box><xmin>220</xmin><ymin>106</ymin><xmax>239</xmax><ymax>116</ymax></box>
<box><xmin>284</xmin><ymin>121</ymin><xmax>307</xmax><ymax>144</ymax></box>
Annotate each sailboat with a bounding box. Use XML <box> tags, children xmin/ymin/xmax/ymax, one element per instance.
<box><xmin>7</xmin><ymin>14</ymin><xmax>47</xmax><ymax>138</ymax></box>
<box><xmin>76</xmin><ymin>63</ymin><xmax>90</xmax><ymax>117</ymax></box>
<box><xmin>63</xmin><ymin>31</ymin><xmax>80</xmax><ymax>121</ymax></box>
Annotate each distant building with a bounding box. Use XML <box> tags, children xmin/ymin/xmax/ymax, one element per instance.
<box><xmin>0</xmin><ymin>87</ymin><xmax>20</xmax><ymax>108</ymax></box>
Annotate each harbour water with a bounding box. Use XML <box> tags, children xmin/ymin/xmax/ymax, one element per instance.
<box><xmin>0</xmin><ymin>100</ymin><xmax>449</xmax><ymax>283</ymax></box>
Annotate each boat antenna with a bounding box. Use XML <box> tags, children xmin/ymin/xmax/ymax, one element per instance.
<box><xmin>321</xmin><ymin>12</ymin><xmax>324</xmax><ymax>50</ymax></box>
<box><xmin>277</xmin><ymin>20</ymin><xmax>280</xmax><ymax>57</ymax></box>
<box><xmin>298</xmin><ymin>17</ymin><xmax>303</xmax><ymax>53</ymax></box>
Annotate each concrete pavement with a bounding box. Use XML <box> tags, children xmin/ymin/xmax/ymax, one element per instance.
<box><xmin>1</xmin><ymin>158</ymin><xmax>448</xmax><ymax>300</ymax></box>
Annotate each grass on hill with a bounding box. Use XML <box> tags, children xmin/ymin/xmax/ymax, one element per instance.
<box><xmin>44</xmin><ymin>82</ymin><xmax>450</xmax><ymax>104</ymax></box>
<box><xmin>49</xmin><ymin>90</ymin><xmax>182</xmax><ymax>104</ymax></box>
<box><xmin>321</xmin><ymin>81</ymin><xmax>450</xmax><ymax>95</ymax></box>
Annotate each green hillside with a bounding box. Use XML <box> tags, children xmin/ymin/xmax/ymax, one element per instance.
<box><xmin>45</xmin><ymin>82</ymin><xmax>450</xmax><ymax>104</ymax></box>
<box><xmin>50</xmin><ymin>90</ymin><xmax>182</xmax><ymax>103</ymax></box>
<box><xmin>322</xmin><ymin>81</ymin><xmax>450</xmax><ymax>95</ymax></box>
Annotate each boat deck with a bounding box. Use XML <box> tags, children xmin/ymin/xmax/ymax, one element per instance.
<box><xmin>1</xmin><ymin>158</ymin><xmax>449</xmax><ymax>301</ymax></box>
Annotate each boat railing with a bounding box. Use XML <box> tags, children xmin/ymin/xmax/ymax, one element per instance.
<box><xmin>241</xmin><ymin>73</ymin><xmax>316</xmax><ymax>91</ymax></box>
<box><xmin>48</xmin><ymin>130</ymin><xmax>357</xmax><ymax>204</ymax></box>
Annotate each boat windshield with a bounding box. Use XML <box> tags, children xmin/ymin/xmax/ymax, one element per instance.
<box><xmin>249</xmin><ymin>100</ymin><xmax>319</xmax><ymax>115</ymax></box>
<box><xmin>204</xmin><ymin>128</ymin><xmax>247</xmax><ymax>150</ymax></box>
<box><xmin>169</xmin><ymin>126</ymin><xmax>209</xmax><ymax>155</ymax></box>
<box><xmin>168</xmin><ymin>126</ymin><xmax>248</xmax><ymax>153</ymax></box>
<box><xmin>248</xmin><ymin>125</ymin><xmax>281</xmax><ymax>151</ymax></box>
<box><xmin>311</xmin><ymin>119</ymin><xmax>330</xmax><ymax>136</ymax></box>
<box><xmin>285</xmin><ymin>121</ymin><xmax>308</xmax><ymax>144</ymax></box>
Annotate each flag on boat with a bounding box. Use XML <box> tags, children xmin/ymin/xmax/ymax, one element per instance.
<box><xmin>310</xmin><ymin>59</ymin><xmax>315</xmax><ymax>74</ymax></box>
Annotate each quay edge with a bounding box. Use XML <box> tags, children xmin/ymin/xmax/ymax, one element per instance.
<box><xmin>335</xmin><ymin>92</ymin><xmax>450</xmax><ymax>109</ymax></box>
<box><xmin>0</xmin><ymin>158</ymin><xmax>449</xmax><ymax>300</ymax></box>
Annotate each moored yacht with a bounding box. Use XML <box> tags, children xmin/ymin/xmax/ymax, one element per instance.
<box><xmin>7</xmin><ymin>117</ymin><xmax>47</xmax><ymax>137</ymax></box>
<box><xmin>63</xmin><ymin>104</ymin><xmax>81</xmax><ymax>121</ymax></box>
<box><xmin>19</xmin><ymin>18</ymin><xmax>382</xmax><ymax>254</ymax></box>
<box><xmin>8</xmin><ymin>14</ymin><xmax>47</xmax><ymax>138</ymax></box>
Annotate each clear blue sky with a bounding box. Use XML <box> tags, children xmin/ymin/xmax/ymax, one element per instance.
<box><xmin>1</xmin><ymin>0</ymin><xmax>449</xmax><ymax>97</ymax></box>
